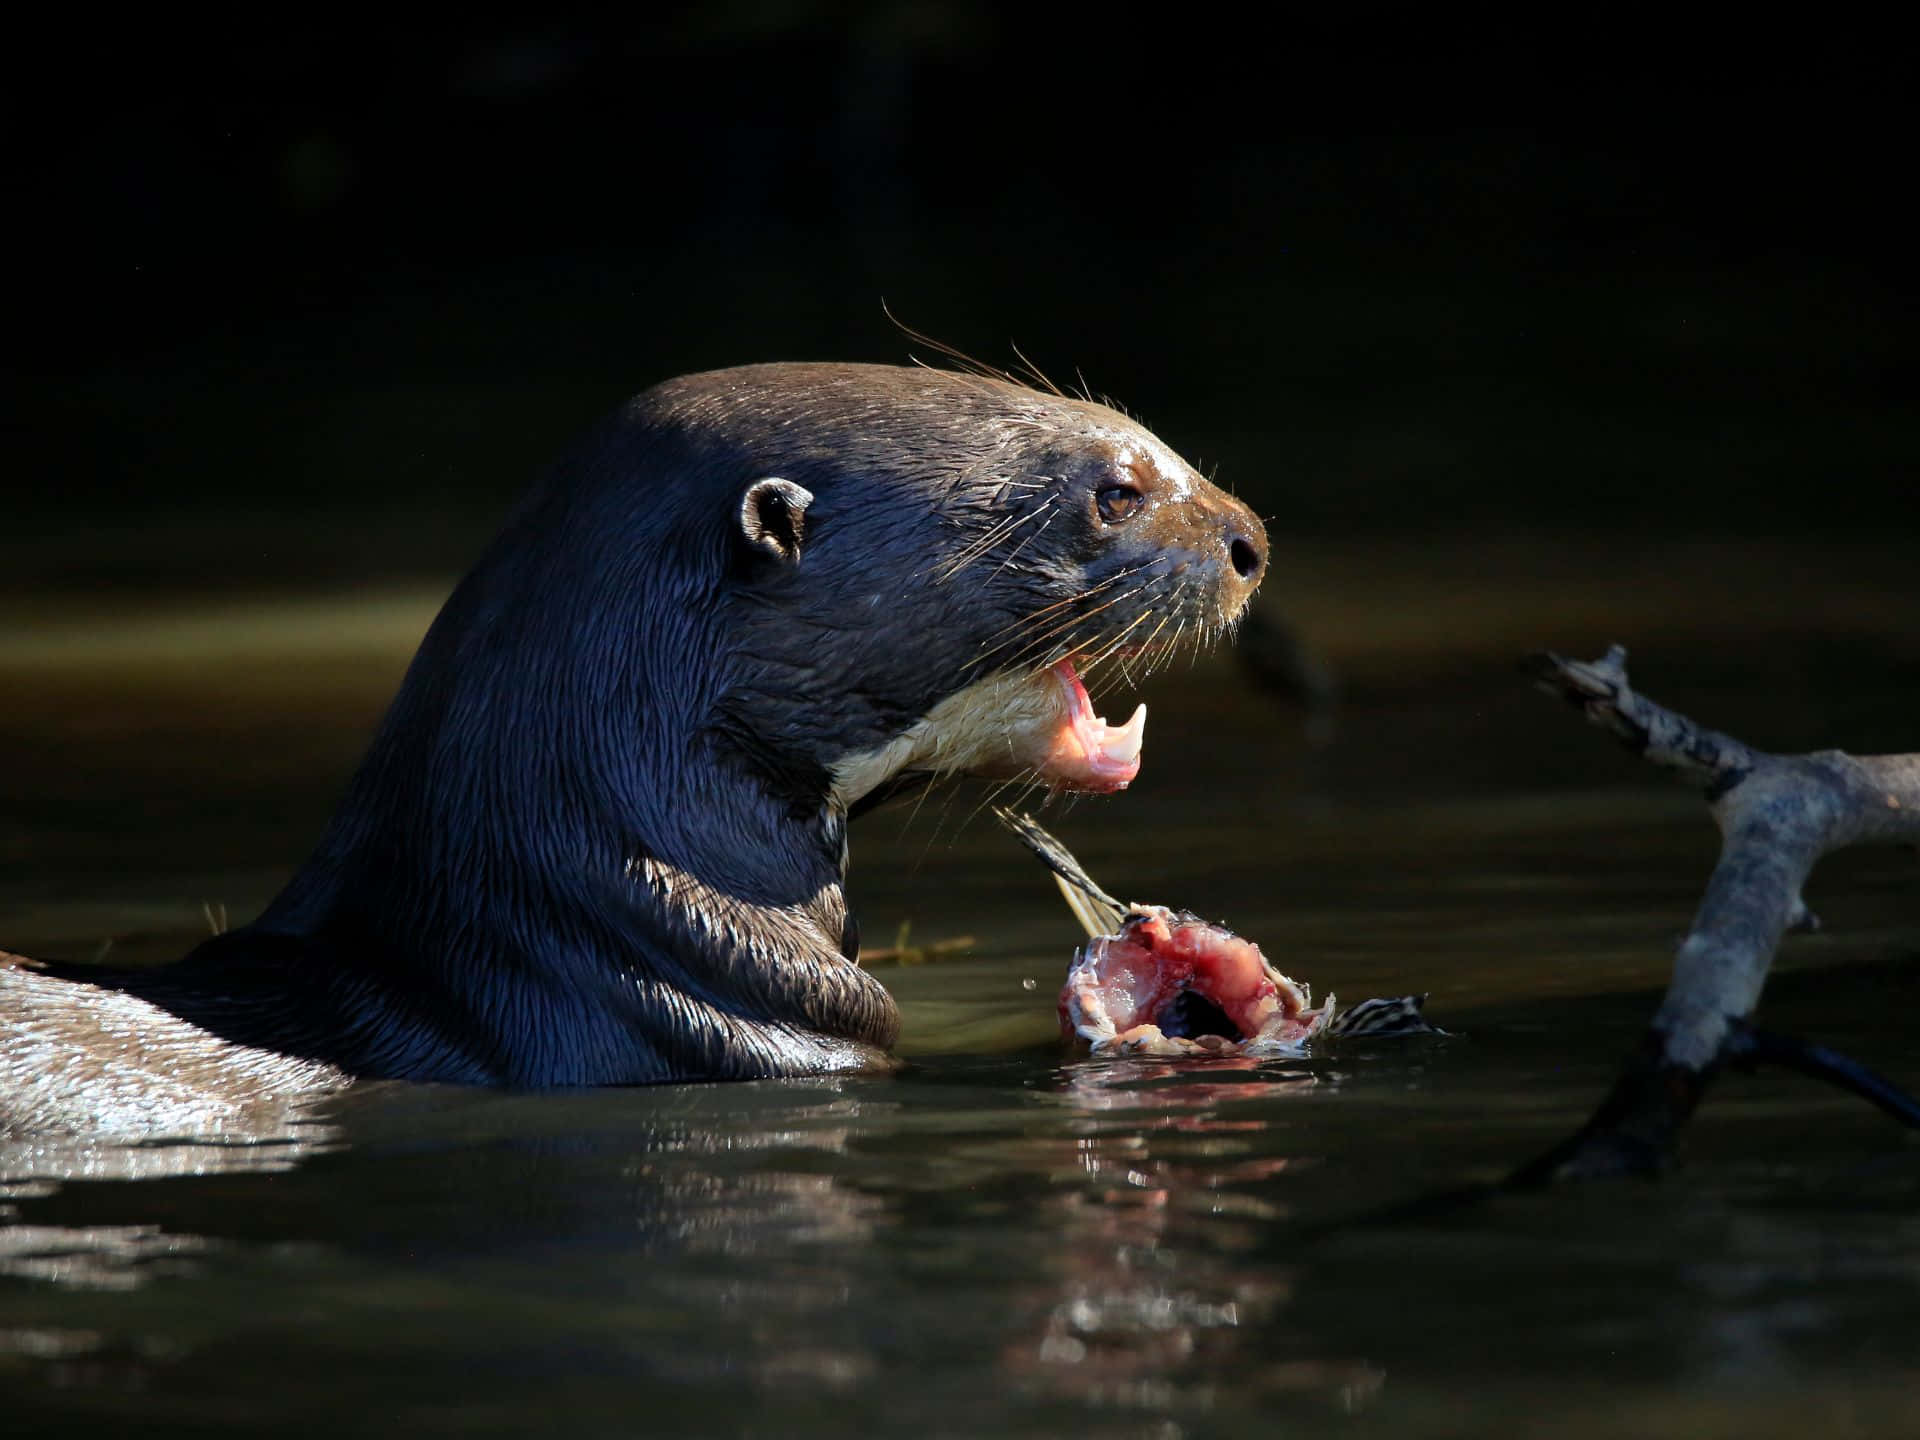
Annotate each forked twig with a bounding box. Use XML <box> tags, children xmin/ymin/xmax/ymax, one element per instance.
<box><xmin>1511</xmin><ymin>645</ymin><xmax>1920</xmax><ymax>1182</ymax></box>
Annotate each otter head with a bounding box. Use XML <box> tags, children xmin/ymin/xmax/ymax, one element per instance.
<box><xmin>179</xmin><ymin>362</ymin><xmax>1264</xmax><ymax>1087</ymax></box>
<box><xmin>688</xmin><ymin>364</ymin><xmax>1267</xmax><ymax>819</ymax></box>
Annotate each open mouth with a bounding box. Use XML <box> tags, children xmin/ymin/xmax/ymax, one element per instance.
<box><xmin>1058</xmin><ymin>907</ymin><xmax>1331</xmax><ymax>1056</ymax></box>
<box><xmin>827</xmin><ymin>657</ymin><xmax>1149</xmax><ymax>810</ymax></box>
<box><xmin>1034</xmin><ymin>659</ymin><xmax>1146</xmax><ymax>793</ymax></box>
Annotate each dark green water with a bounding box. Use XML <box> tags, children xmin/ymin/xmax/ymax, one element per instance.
<box><xmin>3</xmin><ymin>550</ymin><xmax>1917</xmax><ymax>1436</ymax></box>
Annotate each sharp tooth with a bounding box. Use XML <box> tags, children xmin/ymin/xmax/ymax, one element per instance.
<box><xmin>1109</xmin><ymin>703</ymin><xmax>1147</xmax><ymax>764</ymax></box>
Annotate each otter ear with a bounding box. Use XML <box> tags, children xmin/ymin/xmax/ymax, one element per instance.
<box><xmin>738</xmin><ymin>477</ymin><xmax>813</xmax><ymax>565</ymax></box>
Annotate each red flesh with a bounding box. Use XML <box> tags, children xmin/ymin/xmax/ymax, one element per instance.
<box><xmin>1058</xmin><ymin>909</ymin><xmax>1327</xmax><ymax>1055</ymax></box>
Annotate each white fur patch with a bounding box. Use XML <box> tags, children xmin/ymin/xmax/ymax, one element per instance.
<box><xmin>828</xmin><ymin>668</ymin><xmax>1068</xmax><ymax>810</ymax></box>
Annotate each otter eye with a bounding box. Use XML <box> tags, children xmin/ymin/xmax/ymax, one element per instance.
<box><xmin>1095</xmin><ymin>484</ymin><xmax>1145</xmax><ymax>524</ymax></box>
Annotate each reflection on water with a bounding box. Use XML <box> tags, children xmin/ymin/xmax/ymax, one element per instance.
<box><xmin>2</xmin><ymin>545</ymin><xmax>1918</xmax><ymax>1434</ymax></box>
<box><xmin>0</xmin><ymin>1221</ymin><xmax>208</xmax><ymax>1291</ymax></box>
<box><xmin>7</xmin><ymin>1022</ymin><xmax>1910</xmax><ymax>1434</ymax></box>
<box><xmin>0</xmin><ymin>1104</ymin><xmax>341</xmax><ymax>1187</ymax></box>
<box><xmin>2</xmin><ymin>1018</ymin><xmax>1919</xmax><ymax>1434</ymax></box>
<box><xmin>1009</xmin><ymin>1060</ymin><xmax>1378</xmax><ymax>1417</ymax></box>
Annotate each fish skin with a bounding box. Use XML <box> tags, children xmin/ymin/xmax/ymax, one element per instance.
<box><xmin>995</xmin><ymin>808</ymin><xmax>1441</xmax><ymax>1054</ymax></box>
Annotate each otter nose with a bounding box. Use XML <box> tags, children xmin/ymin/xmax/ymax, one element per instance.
<box><xmin>1228</xmin><ymin>531</ymin><xmax>1262</xmax><ymax>582</ymax></box>
<box><xmin>1214</xmin><ymin>493</ymin><xmax>1267</xmax><ymax>589</ymax></box>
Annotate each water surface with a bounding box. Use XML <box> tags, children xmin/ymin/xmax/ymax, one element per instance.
<box><xmin>3</xmin><ymin>543</ymin><xmax>1916</xmax><ymax>1436</ymax></box>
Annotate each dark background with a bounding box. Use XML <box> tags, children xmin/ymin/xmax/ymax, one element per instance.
<box><xmin>7</xmin><ymin>9</ymin><xmax>1916</xmax><ymax>590</ymax></box>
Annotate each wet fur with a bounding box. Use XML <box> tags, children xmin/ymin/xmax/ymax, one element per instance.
<box><xmin>3</xmin><ymin>363</ymin><xmax>1263</xmax><ymax>1126</ymax></box>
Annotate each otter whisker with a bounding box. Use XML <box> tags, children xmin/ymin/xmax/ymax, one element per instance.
<box><xmin>987</xmin><ymin>477</ymin><xmax>1048</xmax><ymax>507</ymax></box>
<box><xmin>989</xmin><ymin>580</ymin><xmax>1158</xmax><ymax>675</ymax></box>
<box><xmin>933</xmin><ymin>523</ymin><xmax>1041</xmax><ymax>584</ymax></box>
<box><xmin>973</xmin><ymin>577</ymin><xmax>1156</xmax><ymax>672</ymax></box>
<box><xmin>1074</xmin><ymin>653</ymin><xmax>1120</xmax><ymax>706</ymax></box>
<box><xmin>930</xmin><ymin>502</ymin><xmax>1058</xmax><ymax>583</ymax></box>
<box><xmin>1008</xmin><ymin>341</ymin><xmax>1066</xmax><ymax>399</ymax></box>
<box><xmin>1104</xmin><ymin>634</ymin><xmax>1152</xmax><ymax>696</ymax></box>
<box><xmin>1149</xmin><ymin>619</ymin><xmax>1185</xmax><ymax>679</ymax></box>
<box><xmin>974</xmin><ymin>565</ymin><xmax>1151</xmax><ymax>651</ymax></box>
<box><xmin>1136</xmin><ymin>611</ymin><xmax>1176</xmax><ymax>666</ymax></box>
<box><xmin>1186</xmin><ymin>616</ymin><xmax>1208</xmax><ymax>670</ymax></box>
<box><xmin>1075</xmin><ymin>612</ymin><xmax>1154</xmax><ymax>698</ymax></box>
<box><xmin>904</xmin><ymin>770</ymin><xmax>973</xmax><ymax>862</ymax></box>
<box><xmin>947</xmin><ymin>487</ymin><xmax>1062</xmax><ymax>555</ymax></box>
<box><xmin>1012</xmin><ymin>774</ymin><xmax>1054</xmax><ymax>814</ymax></box>
<box><xmin>960</xmin><ymin>775</ymin><xmax>1031</xmax><ymax>836</ymax></box>
<box><xmin>1107</xmin><ymin>610</ymin><xmax>1176</xmax><ymax>695</ymax></box>
<box><xmin>988</xmin><ymin>509</ymin><xmax>1061</xmax><ymax>581</ymax></box>
<box><xmin>1163</xmin><ymin>615</ymin><xmax>1200</xmax><ymax>671</ymax></box>
<box><xmin>1020</xmin><ymin>581</ymin><xmax>1156</xmax><ymax>654</ymax></box>
<box><xmin>1135</xmin><ymin>617</ymin><xmax>1183</xmax><ymax>684</ymax></box>
<box><xmin>1166</xmin><ymin>618</ymin><xmax>1193</xmax><ymax>675</ymax></box>
<box><xmin>983</xmin><ymin>587</ymin><xmax>1128</xmax><ymax>660</ymax></box>
<box><xmin>998</xmin><ymin>612</ymin><xmax>1150</xmax><ymax>681</ymax></box>
<box><xmin>884</xmin><ymin>303</ymin><xmax>1026</xmax><ymax>390</ymax></box>
<box><xmin>943</xmin><ymin>503</ymin><xmax>1045</xmax><ymax>566</ymax></box>
<box><xmin>1002</xmin><ymin>571</ymin><xmax>1158</xmax><ymax>650</ymax></box>
<box><xmin>962</xmin><ymin>771</ymin><xmax>1054</xmax><ymax>837</ymax></box>
<box><xmin>900</xmin><ymin>762</ymin><xmax>953</xmax><ymax>838</ymax></box>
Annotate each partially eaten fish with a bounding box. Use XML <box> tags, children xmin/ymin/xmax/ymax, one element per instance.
<box><xmin>997</xmin><ymin>809</ymin><xmax>1438</xmax><ymax>1057</ymax></box>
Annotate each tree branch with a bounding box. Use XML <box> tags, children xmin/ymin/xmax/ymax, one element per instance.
<box><xmin>1511</xmin><ymin>646</ymin><xmax>1920</xmax><ymax>1182</ymax></box>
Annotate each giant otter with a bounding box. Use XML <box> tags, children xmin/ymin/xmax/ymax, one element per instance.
<box><xmin>1</xmin><ymin>363</ymin><xmax>1264</xmax><ymax>1133</ymax></box>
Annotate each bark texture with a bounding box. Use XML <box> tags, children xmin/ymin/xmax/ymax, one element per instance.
<box><xmin>1513</xmin><ymin>646</ymin><xmax>1920</xmax><ymax>1182</ymax></box>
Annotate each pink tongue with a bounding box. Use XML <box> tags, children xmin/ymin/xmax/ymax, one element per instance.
<box><xmin>1039</xmin><ymin>661</ymin><xmax>1146</xmax><ymax>792</ymax></box>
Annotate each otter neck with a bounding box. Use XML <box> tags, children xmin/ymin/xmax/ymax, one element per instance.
<box><xmin>626</xmin><ymin>821</ymin><xmax>899</xmax><ymax>1071</ymax></box>
<box><xmin>123</xmin><ymin>759</ymin><xmax>899</xmax><ymax>1087</ymax></box>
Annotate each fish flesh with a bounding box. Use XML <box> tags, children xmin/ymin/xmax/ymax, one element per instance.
<box><xmin>996</xmin><ymin>809</ymin><xmax>1438</xmax><ymax>1057</ymax></box>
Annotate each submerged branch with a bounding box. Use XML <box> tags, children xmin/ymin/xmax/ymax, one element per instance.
<box><xmin>1512</xmin><ymin>646</ymin><xmax>1920</xmax><ymax>1182</ymax></box>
